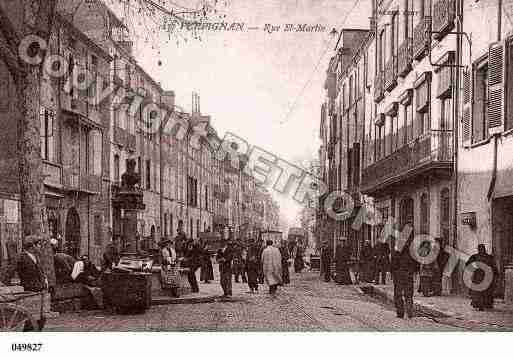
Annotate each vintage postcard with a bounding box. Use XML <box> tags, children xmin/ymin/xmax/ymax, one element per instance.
<box><xmin>0</xmin><ymin>0</ymin><xmax>512</xmax><ymax>354</ymax></box>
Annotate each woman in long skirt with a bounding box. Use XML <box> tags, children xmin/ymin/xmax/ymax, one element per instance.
<box><xmin>335</xmin><ymin>240</ymin><xmax>352</xmax><ymax>285</ymax></box>
<box><xmin>245</xmin><ymin>245</ymin><xmax>260</xmax><ymax>293</ymax></box>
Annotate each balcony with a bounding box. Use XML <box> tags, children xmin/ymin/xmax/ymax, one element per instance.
<box><xmin>113</xmin><ymin>126</ymin><xmax>127</xmax><ymax>146</ymax></box>
<box><xmin>432</xmin><ymin>0</ymin><xmax>455</xmax><ymax>40</ymax></box>
<box><xmin>43</xmin><ymin>162</ymin><xmax>61</xmax><ymax>188</ymax></box>
<box><xmin>413</xmin><ymin>18</ymin><xmax>431</xmax><ymax>60</ymax></box>
<box><xmin>384</xmin><ymin>56</ymin><xmax>397</xmax><ymax>92</ymax></box>
<box><xmin>398</xmin><ymin>38</ymin><xmax>413</xmax><ymax>77</ymax></box>
<box><xmin>80</xmin><ymin>173</ymin><xmax>101</xmax><ymax>193</ymax></box>
<box><xmin>361</xmin><ymin>130</ymin><xmax>453</xmax><ymax>195</ymax></box>
<box><xmin>62</xmin><ymin>168</ymin><xmax>79</xmax><ymax>190</ymax></box>
<box><xmin>374</xmin><ymin>71</ymin><xmax>384</xmax><ymax>102</ymax></box>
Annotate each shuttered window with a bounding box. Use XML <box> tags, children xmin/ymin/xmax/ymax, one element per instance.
<box><xmin>472</xmin><ymin>62</ymin><xmax>488</xmax><ymax>143</ymax></box>
<box><xmin>488</xmin><ymin>43</ymin><xmax>504</xmax><ymax>132</ymax></box>
<box><xmin>507</xmin><ymin>38</ymin><xmax>513</xmax><ymax>131</ymax></box>
<box><xmin>462</xmin><ymin>69</ymin><xmax>472</xmax><ymax>146</ymax></box>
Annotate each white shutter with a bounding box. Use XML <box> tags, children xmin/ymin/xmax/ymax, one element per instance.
<box><xmin>488</xmin><ymin>42</ymin><xmax>505</xmax><ymax>134</ymax></box>
<box><xmin>462</xmin><ymin>68</ymin><xmax>472</xmax><ymax>147</ymax></box>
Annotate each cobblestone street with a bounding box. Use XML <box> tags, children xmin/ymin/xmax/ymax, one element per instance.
<box><xmin>44</xmin><ymin>272</ymin><xmax>466</xmax><ymax>331</ymax></box>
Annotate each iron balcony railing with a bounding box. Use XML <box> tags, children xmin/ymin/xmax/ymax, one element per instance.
<box><xmin>361</xmin><ymin>130</ymin><xmax>453</xmax><ymax>193</ymax></box>
<box><xmin>374</xmin><ymin>71</ymin><xmax>384</xmax><ymax>102</ymax></box>
<box><xmin>397</xmin><ymin>38</ymin><xmax>413</xmax><ymax>77</ymax></box>
<box><xmin>432</xmin><ymin>0</ymin><xmax>456</xmax><ymax>40</ymax></box>
<box><xmin>413</xmin><ymin>18</ymin><xmax>431</xmax><ymax>60</ymax></box>
<box><xmin>384</xmin><ymin>55</ymin><xmax>398</xmax><ymax>92</ymax></box>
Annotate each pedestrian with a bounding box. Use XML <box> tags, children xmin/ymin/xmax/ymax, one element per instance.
<box><xmin>279</xmin><ymin>240</ymin><xmax>291</xmax><ymax>285</ymax></box>
<box><xmin>465</xmin><ymin>244</ymin><xmax>498</xmax><ymax>311</ymax></box>
<box><xmin>359</xmin><ymin>240</ymin><xmax>374</xmax><ymax>283</ymax></box>
<box><xmin>257</xmin><ymin>242</ymin><xmax>265</xmax><ymax>284</ymax></box>
<box><xmin>261</xmin><ymin>240</ymin><xmax>282</xmax><ymax>295</ymax></box>
<box><xmin>16</xmin><ymin>235</ymin><xmax>48</xmax><ymax>331</ymax></box>
<box><xmin>245</xmin><ymin>243</ymin><xmax>260</xmax><ymax>293</ymax></box>
<box><xmin>418</xmin><ymin>241</ymin><xmax>440</xmax><ymax>297</ymax></box>
<box><xmin>391</xmin><ymin>235</ymin><xmax>419</xmax><ymax>319</ymax></box>
<box><xmin>17</xmin><ymin>235</ymin><xmax>48</xmax><ymax>292</ymax></box>
<box><xmin>240</xmin><ymin>246</ymin><xmax>248</xmax><ymax>283</ymax></box>
<box><xmin>294</xmin><ymin>246</ymin><xmax>305</xmax><ymax>273</ymax></box>
<box><xmin>160</xmin><ymin>238</ymin><xmax>179</xmax><ymax>298</ymax></box>
<box><xmin>335</xmin><ymin>238</ymin><xmax>352</xmax><ymax>285</ymax></box>
<box><xmin>216</xmin><ymin>239</ymin><xmax>234</xmax><ymax>297</ymax></box>
<box><xmin>200</xmin><ymin>242</ymin><xmax>214</xmax><ymax>284</ymax></box>
<box><xmin>174</xmin><ymin>220</ymin><xmax>187</xmax><ymax>258</ymax></box>
<box><xmin>374</xmin><ymin>240</ymin><xmax>390</xmax><ymax>285</ymax></box>
<box><xmin>232</xmin><ymin>244</ymin><xmax>244</xmax><ymax>283</ymax></box>
<box><xmin>320</xmin><ymin>242</ymin><xmax>332</xmax><ymax>282</ymax></box>
<box><xmin>184</xmin><ymin>237</ymin><xmax>201</xmax><ymax>293</ymax></box>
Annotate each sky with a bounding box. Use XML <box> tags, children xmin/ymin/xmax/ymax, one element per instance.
<box><xmin>108</xmin><ymin>0</ymin><xmax>370</xmax><ymax>228</ymax></box>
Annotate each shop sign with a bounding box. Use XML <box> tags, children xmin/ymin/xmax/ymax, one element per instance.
<box><xmin>4</xmin><ymin>200</ymin><xmax>19</xmax><ymax>224</ymax></box>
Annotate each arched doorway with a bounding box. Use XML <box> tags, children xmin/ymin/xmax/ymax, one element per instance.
<box><xmin>398</xmin><ymin>197</ymin><xmax>414</xmax><ymax>249</ymax></box>
<box><xmin>65</xmin><ymin>208</ymin><xmax>81</xmax><ymax>258</ymax></box>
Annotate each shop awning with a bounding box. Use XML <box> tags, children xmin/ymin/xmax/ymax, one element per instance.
<box><xmin>493</xmin><ymin>167</ymin><xmax>513</xmax><ymax>199</ymax></box>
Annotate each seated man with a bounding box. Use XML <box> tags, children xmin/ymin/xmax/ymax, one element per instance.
<box><xmin>71</xmin><ymin>255</ymin><xmax>101</xmax><ymax>286</ymax></box>
<box><xmin>54</xmin><ymin>250</ymin><xmax>76</xmax><ymax>285</ymax></box>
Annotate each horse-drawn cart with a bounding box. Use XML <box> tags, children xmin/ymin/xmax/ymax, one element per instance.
<box><xmin>0</xmin><ymin>290</ymin><xmax>46</xmax><ymax>331</ymax></box>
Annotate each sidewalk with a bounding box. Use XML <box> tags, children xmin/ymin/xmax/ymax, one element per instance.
<box><xmin>363</xmin><ymin>281</ymin><xmax>513</xmax><ymax>329</ymax></box>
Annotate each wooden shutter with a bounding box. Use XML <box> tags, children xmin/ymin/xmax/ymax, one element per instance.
<box><xmin>488</xmin><ymin>42</ymin><xmax>505</xmax><ymax>134</ymax></box>
<box><xmin>462</xmin><ymin>68</ymin><xmax>472</xmax><ymax>146</ymax></box>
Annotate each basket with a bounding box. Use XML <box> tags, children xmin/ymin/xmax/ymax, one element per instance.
<box><xmin>160</xmin><ymin>265</ymin><xmax>180</xmax><ymax>289</ymax></box>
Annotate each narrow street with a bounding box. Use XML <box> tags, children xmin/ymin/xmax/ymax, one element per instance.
<box><xmin>45</xmin><ymin>272</ymin><xmax>464</xmax><ymax>331</ymax></box>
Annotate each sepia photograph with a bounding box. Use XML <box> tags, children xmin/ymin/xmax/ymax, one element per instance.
<box><xmin>0</xmin><ymin>0</ymin><xmax>513</xmax><ymax>355</ymax></box>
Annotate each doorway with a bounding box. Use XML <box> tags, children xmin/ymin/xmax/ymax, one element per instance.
<box><xmin>398</xmin><ymin>197</ymin><xmax>414</xmax><ymax>249</ymax></box>
<box><xmin>492</xmin><ymin>196</ymin><xmax>513</xmax><ymax>297</ymax></box>
<box><xmin>65</xmin><ymin>208</ymin><xmax>81</xmax><ymax>258</ymax></box>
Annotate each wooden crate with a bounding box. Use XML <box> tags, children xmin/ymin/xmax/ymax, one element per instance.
<box><xmin>102</xmin><ymin>272</ymin><xmax>152</xmax><ymax>312</ymax></box>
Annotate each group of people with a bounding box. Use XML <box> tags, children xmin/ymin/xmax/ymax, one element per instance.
<box><xmin>216</xmin><ymin>238</ymin><xmax>292</xmax><ymax>297</ymax></box>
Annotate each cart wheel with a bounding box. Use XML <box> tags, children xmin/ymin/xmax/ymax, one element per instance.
<box><xmin>0</xmin><ymin>304</ymin><xmax>37</xmax><ymax>332</ymax></box>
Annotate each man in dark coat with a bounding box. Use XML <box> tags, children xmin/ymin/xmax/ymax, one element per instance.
<box><xmin>184</xmin><ymin>238</ymin><xmax>202</xmax><ymax>293</ymax></box>
<box><xmin>321</xmin><ymin>242</ymin><xmax>332</xmax><ymax>282</ymax></box>
<box><xmin>54</xmin><ymin>250</ymin><xmax>76</xmax><ymax>285</ymax></box>
<box><xmin>374</xmin><ymin>241</ymin><xmax>390</xmax><ymax>285</ymax></box>
<box><xmin>217</xmin><ymin>239</ymin><xmax>234</xmax><ymax>297</ymax></box>
<box><xmin>245</xmin><ymin>243</ymin><xmax>260</xmax><ymax>293</ymax></box>
<box><xmin>359</xmin><ymin>240</ymin><xmax>374</xmax><ymax>283</ymax></box>
<box><xmin>391</xmin><ymin>236</ymin><xmax>419</xmax><ymax>319</ymax></box>
<box><xmin>200</xmin><ymin>241</ymin><xmax>214</xmax><ymax>284</ymax></box>
<box><xmin>279</xmin><ymin>241</ymin><xmax>291</xmax><ymax>285</ymax></box>
<box><xmin>335</xmin><ymin>239</ymin><xmax>353</xmax><ymax>285</ymax></box>
<box><xmin>465</xmin><ymin>244</ymin><xmax>498</xmax><ymax>310</ymax></box>
<box><xmin>17</xmin><ymin>235</ymin><xmax>48</xmax><ymax>292</ymax></box>
<box><xmin>174</xmin><ymin>220</ymin><xmax>187</xmax><ymax>258</ymax></box>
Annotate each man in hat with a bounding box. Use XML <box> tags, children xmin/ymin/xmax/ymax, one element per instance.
<box><xmin>71</xmin><ymin>255</ymin><xmax>101</xmax><ymax>286</ymax></box>
<box><xmin>17</xmin><ymin>235</ymin><xmax>48</xmax><ymax>292</ymax></box>
<box><xmin>216</xmin><ymin>238</ymin><xmax>234</xmax><ymax>297</ymax></box>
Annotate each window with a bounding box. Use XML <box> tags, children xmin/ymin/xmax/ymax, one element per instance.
<box><xmin>391</xmin><ymin>115</ymin><xmax>399</xmax><ymax>152</ymax></box>
<box><xmin>205</xmin><ymin>186</ymin><xmax>208</xmax><ymax>211</ymax></box>
<box><xmin>379</xmin><ymin>30</ymin><xmax>386</xmax><ymax>73</ymax></box>
<box><xmin>404</xmin><ymin>0</ymin><xmax>414</xmax><ymax>39</ymax></box>
<box><xmin>440</xmin><ymin>98</ymin><xmax>452</xmax><ymax>130</ymax></box>
<box><xmin>114</xmin><ymin>154</ymin><xmax>120</xmax><ymax>183</ymax></box>
<box><xmin>405</xmin><ymin>102</ymin><xmax>413</xmax><ymax>142</ymax></box>
<box><xmin>164</xmin><ymin>213</ymin><xmax>168</xmax><ymax>236</ymax></box>
<box><xmin>420</xmin><ymin>193</ymin><xmax>429</xmax><ymax>234</ymax></box>
<box><xmin>391</xmin><ymin>12</ymin><xmax>398</xmax><ymax>59</ymax></box>
<box><xmin>507</xmin><ymin>39</ymin><xmax>513</xmax><ymax>131</ymax></box>
<box><xmin>472</xmin><ymin>62</ymin><xmax>489</xmax><ymax>143</ymax></box>
<box><xmin>40</xmin><ymin>107</ymin><xmax>55</xmax><ymax>162</ymax></box>
<box><xmin>146</xmin><ymin>160</ymin><xmax>151</xmax><ymax>190</ymax></box>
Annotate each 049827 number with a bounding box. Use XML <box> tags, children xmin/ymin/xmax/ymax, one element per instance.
<box><xmin>11</xmin><ymin>343</ymin><xmax>43</xmax><ymax>352</ymax></box>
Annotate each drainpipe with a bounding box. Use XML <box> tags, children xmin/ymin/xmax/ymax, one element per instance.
<box><xmin>452</xmin><ymin>0</ymin><xmax>462</xmax><ymax>262</ymax></box>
